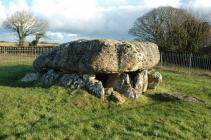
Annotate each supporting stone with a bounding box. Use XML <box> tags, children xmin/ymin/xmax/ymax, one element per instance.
<box><xmin>105</xmin><ymin>70</ymin><xmax>148</xmax><ymax>99</ymax></box>
<box><xmin>133</xmin><ymin>70</ymin><xmax>148</xmax><ymax>98</ymax></box>
<box><xmin>106</xmin><ymin>73</ymin><xmax>135</xmax><ymax>98</ymax></box>
<box><xmin>40</xmin><ymin>69</ymin><xmax>60</xmax><ymax>86</ymax></box>
<box><xmin>86</xmin><ymin>79</ymin><xmax>104</xmax><ymax>98</ymax></box>
<box><xmin>148</xmin><ymin>70</ymin><xmax>162</xmax><ymax>89</ymax></box>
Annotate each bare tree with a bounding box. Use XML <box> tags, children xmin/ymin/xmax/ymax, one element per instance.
<box><xmin>3</xmin><ymin>11</ymin><xmax>48</xmax><ymax>47</ymax></box>
<box><xmin>129</xmin><ymin>7</ymin><xmax>209</xmax><ymax>52</ymax></box>
<box><xmin>30</xmin><ymin>33</ymin><xmax>47</xmax><ymax>47</ymax></box>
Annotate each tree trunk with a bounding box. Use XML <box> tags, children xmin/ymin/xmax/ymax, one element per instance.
<box><xmin>17</xmin><ymin>25</ymin><xmax>25</xmax><ymax>47</ymax></box>
<box><xmin>34</xmin><ymin>38</ymin><xmax>40</xmax><ymax>47</ymax></box>
<box><xmin>18</xmin><ymin>37</ymin><xmax>25</xmax><ymax>47</ymax></box>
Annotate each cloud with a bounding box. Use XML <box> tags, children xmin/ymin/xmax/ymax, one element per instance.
<box><xmin>47</xmin><ymin>31</ymin><xmax>65</xmax><ymax>40</ymax></box>
<box><xmin>30</xmin><ymin>0</ymin><xmax>146</xmax><ymax>38</ymax></box>
<box><xmin>7</xmin><ymin>0</ymin><xmax>29</xmax><ymax>15</ymax></box>
<box><xmin>0</xmin><ymin>1</ymin><xmax>6</xmax><ymax>26</ymax></box>
<box><xmin>46</xmin><ymin>31</ymin><xmax>85</xmax><ymax>43</ymax></box>
<box><xmin>142</xmin><ymin>0</ymin><xmax>181</xmax><ymax>8</ymax></box>
<box><xmin>188</xmin><ymin>0</ymin><xmax>211</xmax><ymax>8</ymax></box>
<box><xmin>0</xmin><ymin>0</ymin><xmax>211</xmax><ymax>42</ymax></box>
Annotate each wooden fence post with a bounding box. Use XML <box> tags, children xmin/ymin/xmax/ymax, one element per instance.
<box><xmin>34</xmin><ymin>47</ymin><xmax>37</xmax><ymax>58</ymax></box>
<box><xmin>160</xmin><ymin>52</ymin><xmax>163</xmax><ymax>67</ymax></box>
<box><xmin>189</xmin><ymin>53</ymin><xmax>192</xmax><ymax>74</ymax></box>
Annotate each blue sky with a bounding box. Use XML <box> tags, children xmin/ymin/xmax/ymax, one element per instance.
<box><xmin>0</xmin><ymin>0</ymin><xmax>211</xmax><ymax>43</ymax></box>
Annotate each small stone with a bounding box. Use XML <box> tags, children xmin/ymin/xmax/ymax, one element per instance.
<box><xmin>107</xmin><ymin>89</ymin><xmax>127</xmax><ymax>104</ymax></box>
<box><xmin>105</xmin><ymin>88</ymin><xmax>114</xmax><ymax>96</ymax></box>
<box><xmin>21</xmin><ymin>73</ymin><xmax>39</xmax><ymax>82</ymax></box>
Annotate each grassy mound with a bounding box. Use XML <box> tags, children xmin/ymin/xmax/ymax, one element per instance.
<box><xmin>0</xmin><ymin>65</ymin><xmax>211</xmax><ymax>139</ymax></box>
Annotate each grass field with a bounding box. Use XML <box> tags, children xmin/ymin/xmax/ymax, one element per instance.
<box><xmin>0</xmin><ymin>64</ymin><xmax>211</xmax><ymax>139</ymax></box>
<box><xmin>0</xmin><ymin>54</ymin><xmax>35</xmax><ymax>65</ymax></box>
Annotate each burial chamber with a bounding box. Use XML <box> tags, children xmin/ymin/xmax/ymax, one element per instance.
<box><xmin>22</xmin><ymin>39</ymin><xmax>162</xmax><ymax>103</ymax></box>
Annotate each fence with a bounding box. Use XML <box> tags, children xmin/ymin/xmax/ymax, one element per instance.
<box><xmin>0</xmin><ymin>47</ymin><xmax>53</xmax><ymax>55</ymax></box>
<box><xmin>160</xmin><ymin>51</ymin><xmax>211</xmax><ymax>71</ymax></box>
<box><xmin>0</xmin><ymin>46</ymin><xmax>53</xmax><ymax>65</ymax></box>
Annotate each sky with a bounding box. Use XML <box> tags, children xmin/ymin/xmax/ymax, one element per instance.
<box><xmin>0</xmin><ymin>0</ymin><xmax>211</xmax><ymax>43</ymax></box>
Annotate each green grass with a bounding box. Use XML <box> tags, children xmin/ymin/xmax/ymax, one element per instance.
<box><xmin>0</xmin><ymin>65</ymin><xmax>211</xmax><ymax>139</ymax></box>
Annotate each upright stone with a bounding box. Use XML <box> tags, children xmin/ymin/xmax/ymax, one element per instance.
<box><xmin>133</xmin><ymin>70</ymin><xmax>148</xmax><ymax>97</ymax></box>
<box><xmin>148</xmin><ymin>70</ymin><xmax>162</xmax><ymax>89</ymax></box>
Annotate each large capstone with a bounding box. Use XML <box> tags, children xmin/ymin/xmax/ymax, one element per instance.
<box><xmin>33</xmin><ymin>39</ymin><xmax>160</xmax><ymax>74</ymax></box>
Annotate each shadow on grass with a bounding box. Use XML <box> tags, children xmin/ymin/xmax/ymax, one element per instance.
<box><xmin>0</xmin><ymin>65</ymin><xmax>39</xmax><ymax>87</ymax></box>
<box><xmin>146</xmin><ymin>93</ymin><xmax>179</xmax><ymax>102</ymax></box>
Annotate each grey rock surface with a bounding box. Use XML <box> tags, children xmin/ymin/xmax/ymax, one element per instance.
<box><xmin>85</xmin><ymin>78</ymin><xmax>104</xmax><ymax>98</ymax></box>
<box><xmin>39</xmin><ymin>69</ymin><xmax>60</xmax><ymax>86</ymax></box>
<box><xmin>37</xmin><ymin>70</ymin><xmax>104</xmax><ymax>97</ymax></box>
<box><xmin>59</xmin><ymin>74</ymin><xmax>86</xmax><ymax>89</ymax></box>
